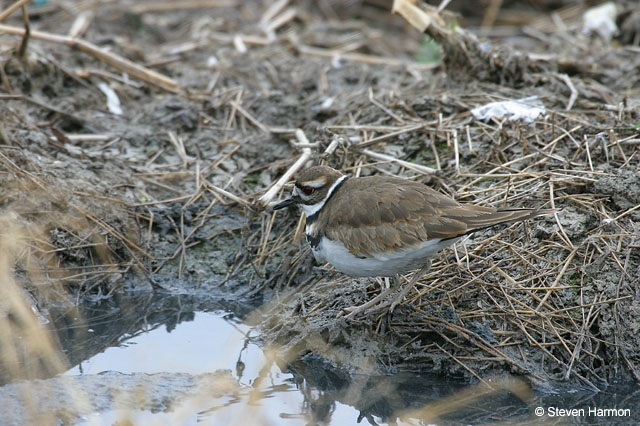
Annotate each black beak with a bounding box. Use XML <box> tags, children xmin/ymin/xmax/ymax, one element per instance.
<box><xmin>272</xmin><ymin>198</ymin><xmax>296</xmax><ymax>211</ymax></box>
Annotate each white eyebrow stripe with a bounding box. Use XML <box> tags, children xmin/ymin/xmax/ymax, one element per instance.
<box><xmin>300</xmin><ymin>177</ymin><xmax>327</xmax><ymax>188</ymax></box>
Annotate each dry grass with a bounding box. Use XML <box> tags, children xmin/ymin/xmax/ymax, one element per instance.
<box><xmin>251</xmin><ymin>105</ymin><xmax>639</xmax><ymax>387</ymax></box>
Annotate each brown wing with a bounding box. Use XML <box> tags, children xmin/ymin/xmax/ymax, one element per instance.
<box><xmin>321</xmin><ymin>176</ymin><xmax>550</xmax><ymax>257</ymax></box>
<box><xmin>320</xmin><ymin>176</ymin><xmax>466</xmax><ymax>256</ymax></box>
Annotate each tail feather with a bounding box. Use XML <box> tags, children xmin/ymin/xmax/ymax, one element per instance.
<box><xmin>446</xmin><ymin>208</ymin><xmax>556</xmax><ymax>235</ymax></box>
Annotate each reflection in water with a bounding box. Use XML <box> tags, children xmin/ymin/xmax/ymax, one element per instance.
<box><xmin>1</xmin><ymin>291</ymin><xmax>638</xmax><ymax>425</ymax></box>
<box><xmin>48</xmin><ymin>291</ymin><xmax>258</xmax><ymax>375</ymax></box>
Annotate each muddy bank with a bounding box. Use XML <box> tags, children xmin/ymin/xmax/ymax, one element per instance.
<box><xmin>1</xmin><ymin>0</ymin><xmax>639</xmax><ymax>389</ymax></box>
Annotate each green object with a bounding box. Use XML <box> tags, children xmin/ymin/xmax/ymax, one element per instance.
<box><xmin>414</xmin><ymin>36</ymin><xmax>440</xmax><ymax>64</ymax></box>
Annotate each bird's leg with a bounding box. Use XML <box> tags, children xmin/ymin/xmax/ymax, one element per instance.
<box><xmin>375</xmin><ymin>276</ymin><xmax>390</xmax><ymax>291</ymax></box>
<box><xmin>340</xmin><ymin>275</ymin><xmax>400</xmax><ymax>319</ymax></box>
<box><xmin>389</xmin><ymin>260</ymin><xmax>431</xmax><ymax>312</ymax></box>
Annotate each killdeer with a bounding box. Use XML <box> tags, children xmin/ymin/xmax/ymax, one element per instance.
<box><xmin>273</xmin><ymin>165</ymin><xmax>553</xmax><ymax>318</ymax></box>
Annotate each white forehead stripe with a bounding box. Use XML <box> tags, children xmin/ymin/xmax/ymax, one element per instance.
<box><xmin>301</xmin><ymin>177</ymin><xmax>327</xmax><ymax>188</ymax></box>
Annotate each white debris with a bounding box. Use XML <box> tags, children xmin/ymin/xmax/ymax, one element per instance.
<box><xmin>320</xmin><ymin>97</ymin><xmax>334</xmax><ymax>109</ymax></box>
<box><xmin>471</xmin><ymin>96</ymin><xmax>546</xmax><ymax>123</ymax></box>
<box><xmin>331</xmin><ymin>55</ymin><xmax>342</xmax><ymax>69</ymax></box>
<box><xmin>233</xmin><ymin>35</ymin><xmax>247</xmax><ymax>53</ymax></box>
<box><xmin>583</xmin><ymin>2</ymin><xmax>618</xmax><ymax>40</ymax></box>
<box><xmin>97</xmin><ymin>82</ymin><xmax>123</xmax><ymax>115</ymax></box>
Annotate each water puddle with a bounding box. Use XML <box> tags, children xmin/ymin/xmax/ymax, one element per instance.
<box><xmin>1</xmin><ymin>291</ymin><xmax>638</xmax><ymax>425</ymax></box>
<box><xmin>66</xmin><ymin>310</ymin><xmax>259</xmax><ymax>377</ymax></box>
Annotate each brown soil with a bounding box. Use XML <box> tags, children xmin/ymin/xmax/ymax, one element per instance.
<box><xmin>1</xmin><ymin>0</ymin><xmax>639</xmax><ymax>389</ymax></box>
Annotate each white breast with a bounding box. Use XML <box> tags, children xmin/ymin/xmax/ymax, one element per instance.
<box><xmin>312</xmin><ymin>236</ymin><xmax>462</xmax><ymax>277</ymax></box>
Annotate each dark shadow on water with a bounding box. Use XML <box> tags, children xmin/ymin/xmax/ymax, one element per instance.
<box><xmin>285</xmin><ymin>353</ymin><xmax>640</xmax><ymax>425</ymax></box>
<box><xmin>286</xmin><ymin>354</ymin><xmax>529</xmax><ymax>425</ymax></box>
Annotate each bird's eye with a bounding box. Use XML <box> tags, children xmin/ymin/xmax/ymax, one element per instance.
<box><xmin>301</xmin><ymin>186</ymin><xmax>315</xmax><ymax>196</ymax></box>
